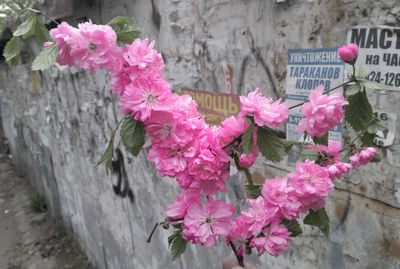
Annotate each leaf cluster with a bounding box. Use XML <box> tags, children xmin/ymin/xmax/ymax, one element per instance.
<box><xmin>0</xmin><ymin>0</ymin><xmax>39</xmax><ymax>36</ymax></box>
<box><xmin>344</xmin><ymin>79</ymin><xmax>388</xmax><ymax>147</ymax></box>
<box><xmin>3</xmin><ymin>10</ymin><xmax>53</xmax><ymax>68</ymax></box>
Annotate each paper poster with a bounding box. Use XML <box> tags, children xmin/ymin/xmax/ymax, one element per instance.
<box><xmin>181</xmin><ymin>88</ymin><xmax>240</xmax><ymax>126</ymax></box>
<box><xmin>373</xmin><ymin>110</ymin><xmax>397</xmax><ymax>147</ymax></box>
<box><xmin>347</xmin><ymin>26</ymin><xmax>400</xmax><ymax>91</ymax></box>
<box><xmin>286</xmin><ymin>48</ymin><xmax>345</xmax><ymax>141</ymax></box>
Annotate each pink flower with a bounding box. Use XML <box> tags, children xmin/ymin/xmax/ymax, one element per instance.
<box><xmin>327</xmin><ymin>161</ymin><xmax>352</xmax><ymax>179</ymax></box>
<box><xmin>165</xmin><ymin>189</ymin><xmax>203</xmax><ymax>219</ymax></box>
<box><xmin>249</xmin><ymin>221</ymin><xmax>292</xmax><ymax>257</ymax></box>
<box><xmin>189</xmin><ymin>179</ymin><xmax>227</xmax><ymax>196</ymax></box>
<box><xmin>218</xmin><ymin>113</ymin><xmax>249</xmax><ymax>146</ymax></box>
<box><xmin>182</xmin><ymin>198</ymin><xmax>235</xmax><ymax>247</ymax></box>
<box><xmin>123</xmin><ymin>39</ymin><xmax>165</xmax><ymax>72</ymax></box>
<box><xmin>295</xmin><ymin>86</ymin><xmax>348</xmax><ymax>137</ymax></box>
<box><xmin>186</xmin><ymin>128</ymin><xmax>231</xmax><ymax>183</ymax></box>
<box><xmin>147</xmin><ymin>145</ymin><xmax>188</xmax><ymax>178</ymax></box>
<box><xmin>227</xmin><ymin>215</ymin><xmax>253</xmax><ymax>258</ymax></box>
<box><xmin>239</xmin><ymin>125</ymin><xmax>259</xmax><ymax>168</ymax></box>
<box><xmin>338</xmin><ymin>43</ymin><xmax>358</xmax><ymax>63</ymax></box>
<box><xmin>145</xmin><ymin>110</ymin><xmax>199</xmax><ymax>149</ymax></box>
<box><xmin>49</xmin><ymin>22</ymin><xmax>79</xmax><ymax>66</ymax></box>
<box><xmin>240</xmin><ymin>89</ymin><xmax>289</xmax><ymax>127</ymax></box>
<box><xmin>69</xmin><ymin>21</ymin><xmax>118</xmax><ymax>73</ymax></box>
<box><xmin>349</xmin><ymin>147</ymin><xmax>376</xmax><ymax>167</ymax></box>
<box><xmin>187</xmin><ymin>148</ymin><xmax>230</xmax><ymax>181</ymax></box>
<box><xmin>262</xmin><ymin>177</ymin><xmax>302</xmax><ymax>220</ymax></box>
<box><xmin>108</xmin><ymin>39</ymin><xmax>166</xmax><ymax>95</ymax></box>
<box><xmin>239</xmin><ymin>152</ymin><xmax>258</xmax><ymax>168</ymax></box>
<box><xmin>289</xmin><ymin>160</ymin><xmax>334</xmax><ymax>212</ymax></box>
<box><xmin>306</xmin><ymin>140</ymin><xmax>342</xmax><ymax>162</ymax></box>
<box><xmin>119</xmin><ymin>78</ymin><xmax>172</xmax><ymax>122</ymax></box>
<box><xmin>241</xmin><ymin>197</ymin><xmax>279</xmax><ymax>237</ymax></box>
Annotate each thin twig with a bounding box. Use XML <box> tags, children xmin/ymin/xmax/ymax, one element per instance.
<box><xmin>289</xmin><ymin>79</ymin><xmax>355</xmax><ymax>110</ymax></box>
<box><xmin>222</xmin><ymin>135</ymin><xmax>241</xmax><ymax>150</ymax></box>
<box><xmin>229</xmin><ymin>241</ymin><xmax>244</xmax><ymax>267</ymax></box>
<box><xmin>28</xmin><ymin>8</ymin><xmax>60</xmax><ymax>25</ymax></box>
<box><xmin>147</xmin><ymin>222</ymin><xmax>159</xmax><ymax>243</ymax></box>
<box><xmin>147</xmin><ymin>218</ymin><xmax>184</xmax><ymax>243</ymax></box>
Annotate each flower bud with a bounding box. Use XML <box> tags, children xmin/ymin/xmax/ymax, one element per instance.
<box><xmin>338</xmin><ymin>43</ymin><xmax>358</xmax><ymax>63</ymax></box>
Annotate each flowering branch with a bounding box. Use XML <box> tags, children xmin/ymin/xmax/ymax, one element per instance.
<box><xmin>289</xmin><ymin>78</ymin><xmax>355</xmax><ymax>110</ymax></box>
<box><xmin>3</xmin><ymin>11</ymin><xmax>385</xmax><ymax>265</ymax></box>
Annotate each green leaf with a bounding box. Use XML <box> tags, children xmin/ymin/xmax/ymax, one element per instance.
<box><xmin>304</xmin><ymin>208</ymin><xmax>330</xmax><ymax>238</ymax></box>
<box><xmin>245</xmin><ymin>246</ymin><xmax>252</xmax><ymax>255</ymax></box>
<box><xmin>366</xmin><ymin>117</ymin><xmax>387</xmax><ymax>134</ymax></box>
<box><xmin>345</xmin><ymin>90</ymin><xmax>373</xmax><ymax>132</ymax></box>
<box><xmin>244</xmin><ymin>183</ymin><xmax>262</xmax><ymax>198</ymax></box>
<box><xmin>22</xmin><ymin>14</ymin><xmax>37</xmax><ymax>39</ymax></box>
<box><xmin>168</xmin><ymin>230</ymin><xmax>187</xmax><ymax>260</ymax></box>
<box><xmin>242</xmin><ymin>123</ymin><xmax>255</xmax><ymax>156</ymax></box>
<box><xmin>301</xmin><ymin>148</ymin><xmax>319</xmax><ymax>161</ymax></box>
<box><xmin>31</xmin><ymin>43</ymin><xmax>59</xmax><ymax>70</ymax></box>
<box><xmin>370</xmin><ymin>153</ymin><xmax>381</xmax><ymax>163</ymax></box>
<box><xmin>34</xmin><ymin>17</ymin><xmax>52</xmax><ymax>46</ymax></box>
<box><xmin>172</xmin><ymin>87</ymin><xmax>183</xmax><ymax>95</ymax></box>
<box><xmin>107</xmin><ymin>16</ymin><xmax>141</xmax><ymax>44</ymax></box>
<box><xmin>95</xmin><ymin>132</ymin><xmax>115</xmax><ymax>170</ymax></box>
<box><xmin>120</xmin><ymin>117</ymin><xmax>145</xmax><ymax>157</ymax></box>
<box><xmin>172</xmin><ymin>223</ymin><xmax>182</xmax><ymax>230</ymax></box>
<box><xmin>95</xmin><ymin>117</ymin><xmax>126</xmax><ymax>172</ymax></box>
<box><xmin>280</xmin><ymin>139</ymin><xmax>307</xmax><ymax>153</ymax></box>
<box><xmin>281</xmin><ymin>219</ymin><xmax>302</xmax><ymax>237</ymax></box>
<box><xmin>3</xmin><ymin>36</ymin><xmax>21</xmax><ymax>66</ymax></box>
<box><xmin>256</xmin><ymin>127</ymin><xmax>286</xmax><ymax>162</ymax></box>
<box><xmin>346</xmin><ymin>84</ymin><xmax>360</xmax><ymax>96</ymax></box>
<box><xmin>312</xmin><ymin>133</ymin><xmax>328</xmax><ymax>146</ymax></box>
<box><xmin>354</xmin><ymin>65</ymin><xmax>371</xmax><ymax>79</ymax></box>
<box><xmin>361</xmin><ymin>133</ymin><xmax>377</xmax><ymax>147</ymax></box>
<box><xmin>359</xmin><ymin>79</ymin><xmax>390</xmax><ymax>90</ymax></box>
<box><xmin>13</xmin><ymin>12</ymin><xmax>36</xmax><ymax>37</ymax></box>
<box><xmin>303</xmin><ymin>131</ymin><xmax>308</xmax><ymax>141</ymax></box>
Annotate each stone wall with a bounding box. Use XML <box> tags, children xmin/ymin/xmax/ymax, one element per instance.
<box><xmin>1</xmin><ymin>0</ymin><xmax>400</xmax><ymax>268</ymax></box>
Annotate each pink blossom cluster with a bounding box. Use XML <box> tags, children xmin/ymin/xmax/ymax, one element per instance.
<box><xmin>48</xmin><ymin>22</ymin><xmax>376</xmax><ymax>261</ymax></box>
<box><xmin>49</xmin><ymin>21</ymin><xmax>119</xmax><ymax>73</ymax></box>
<box><xmin>239</xmin><ymin>89</ymin><xmax>289</xmax><ymax>128</ymax></box>
<box><xmin>295</xmin><ymin>85</ymin><xmax>348</xmax><ymax>137</ymax></box>
<box><xmin>349</xmin><ymin>147</ymin><xmax>377</xmax><ymax>167</ymax></box>
<box><xmin>226</xmin><ymin>160</ymin><xmax>335</xmax><ymax>257</ymax></box>
<box><xmin>306</xmin><ymin>141</ymin><xmax>352</xmax><ymax>179</ymax></box>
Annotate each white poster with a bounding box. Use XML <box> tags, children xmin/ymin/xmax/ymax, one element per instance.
<box><xmin>286</xmin><ymin>48</ymin><xmax>345</xmax><ymax>141</ymax></box>
<box><xmin>346</xmin><ymin>26</ymin><xmax>400</xmax><ymax>91</ymax></box>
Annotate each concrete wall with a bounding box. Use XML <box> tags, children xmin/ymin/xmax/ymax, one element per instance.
<box><xmin>1</xmin><ymin>0</ymin><xmax>400</xmax><ymax>268</ymax></box>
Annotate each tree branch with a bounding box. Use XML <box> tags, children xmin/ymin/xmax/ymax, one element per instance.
<box><xmin>229</xmin><ymin>241</ymin><xmax>244</xmax><ymax>267</ymax></box>
<box><xmin>289</xmin><ymin>79</ymin><xmax>355</xmax><ymax>110</ymax></box>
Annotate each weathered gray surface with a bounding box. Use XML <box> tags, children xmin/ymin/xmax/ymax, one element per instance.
<box><xmin>1</xmin><ymin>0</ymin><xmax>400</xmax><ymax>268</ymax></box>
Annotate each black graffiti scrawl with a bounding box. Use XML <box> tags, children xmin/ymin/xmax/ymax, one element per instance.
<box><xmin>111</xmin><ymin>148</ymin><xmax>134</xmax><ymax>203</ymax></box>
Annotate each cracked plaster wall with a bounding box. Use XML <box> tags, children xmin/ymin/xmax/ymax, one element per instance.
<box><xmin>1</xmin><ymin>0</ymin><xmax>400</xmax><ymax>268</ymax></box>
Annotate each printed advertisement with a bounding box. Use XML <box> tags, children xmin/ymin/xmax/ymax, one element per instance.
<box><xmin>286</xmin><ymin>48</ymin><xmax>345</xmax><ymax>141</ymax></box>
<box><xmin>347</xmin><ymin>26</ymin><xmax>400</xmax><ymax>91</ymax></box>
<box><xmin>181</xmin><ymin>88</ymin><xmax>240</xmax><ymax>126</ymax></box>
